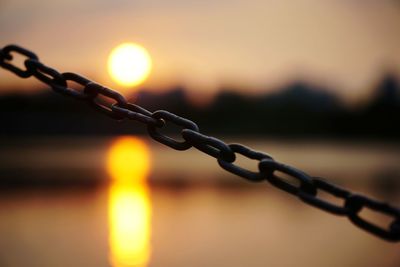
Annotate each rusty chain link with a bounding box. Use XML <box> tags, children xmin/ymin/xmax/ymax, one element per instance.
<box><xmin>1</xmin><ymin>44</ymin><xmax>399</xmax><ymax>242</ymax></box>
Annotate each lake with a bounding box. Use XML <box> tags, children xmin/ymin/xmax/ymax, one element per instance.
<box><xmin>0</xmin><ymin>136</ymin><xmax>399</xmax><ymax>267</ymax></box>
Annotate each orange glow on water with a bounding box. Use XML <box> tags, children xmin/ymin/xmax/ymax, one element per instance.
<box><xmin>107</xmin><ymin>137</ymin><xmax>152</xmax><ymax>267</ymax></box>
<box><xmin>109</xmin><ymin>183</ymin><xmax>151</xmax><ymax>267</ymax></box>
<box><xmin>107</xmin><ymin>137</ymin><xmax>151</xmax><ymax>183</ymax></box>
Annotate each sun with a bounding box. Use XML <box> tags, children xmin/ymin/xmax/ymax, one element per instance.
<box><xmin>108</xmin><ymin>43</ymin><xmax>152</xmax><ymax>87</ymax></box>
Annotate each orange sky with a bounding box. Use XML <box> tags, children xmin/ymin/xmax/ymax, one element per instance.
<box><xmin>1</xmin><ymin>0</ymin><xmax>400</xmax><ymax>101</ymax></box>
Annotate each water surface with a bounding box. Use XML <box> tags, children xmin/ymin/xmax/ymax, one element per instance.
<box><xmin>0</xmin><ymin>137</ymin><xmax>399</xmax><ymax>267</ymax></box>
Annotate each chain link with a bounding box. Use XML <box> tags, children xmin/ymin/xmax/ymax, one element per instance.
<box><xmin>147</xmin><ymin>110</ymin><xmax>199</xmax><ymax>150</ymax></box>
<box><xmin>298</xmin><ymin>177</ymin><xmax>351</xmax><ymax>215</ymax></box>
<box><xmin>219</xmin><ymin>144</ymin><xmax>272</xmax><ymax>182</ymax></box>
<box><xmin>83</xmin><ymin>82</ymin><xmax>127</xmax><ymax>119</ymax></box>
<box><xmin>259</xmin><ymin>159</ymin><xmax>317</xmax><ymax>195</ymax></box>
<box><xmin>182</xmin><ymin>129</ymin><xmax>236</xmax><ymax>163</ymax></box>
<box><xmin>1</xmin><ymin>44</ymin><xmax>399</xmax><ymax>242</ymax></box>
<box><xmin>111</xmin><ymin>102</ymin><xmax>164</xmax><ymax>127</ymax></box>
<box><xmin>0</xmin><ymin>45</ymin><xmax>39</xmax><ymax>78</ymax></box>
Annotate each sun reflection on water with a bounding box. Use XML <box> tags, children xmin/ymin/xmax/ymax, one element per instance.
<box><xmin>107</xmin><ymin>137</ymin><xmax>152</xmax><ymax>267</ymax></box>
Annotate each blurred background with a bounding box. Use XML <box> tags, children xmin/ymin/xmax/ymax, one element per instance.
<box><xmin>1</xmin><ymin>0</ymin><xmax>400</xmax><ymax>266</ymax></box>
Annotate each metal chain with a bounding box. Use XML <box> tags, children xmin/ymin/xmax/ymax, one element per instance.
<box><xmin>1</xmin><ymin>44</ymin><xmax>399</xmax><ymax>242</ymax></box>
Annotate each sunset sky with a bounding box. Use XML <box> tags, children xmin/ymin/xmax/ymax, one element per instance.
<box><xmin>1</xmin><ymin>0</ymin><xmax>400</xmax><ymax>101</ymax></box>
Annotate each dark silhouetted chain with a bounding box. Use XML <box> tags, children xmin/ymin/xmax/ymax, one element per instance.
<box><xmin>1</xmin><ymin>44</ymin><xmax>399</xmax><ymax>242</ymax></box>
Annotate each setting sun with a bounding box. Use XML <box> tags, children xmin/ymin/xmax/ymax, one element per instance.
<box><xmin>108</xmin><ymin>43</ymin><xmax>152</xmax><ymax>87</ymax></box>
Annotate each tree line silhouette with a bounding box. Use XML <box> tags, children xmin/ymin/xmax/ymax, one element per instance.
<box><xmin>1</xmin><ymin>74</ymin><xmax>399</xmax><ymax>140</ymax></box>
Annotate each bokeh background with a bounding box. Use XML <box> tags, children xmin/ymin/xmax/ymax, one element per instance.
<box><xmin>1</xmin><ymin>1</ymin><xmax>400</xmax><ymax>266</ymax></box>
